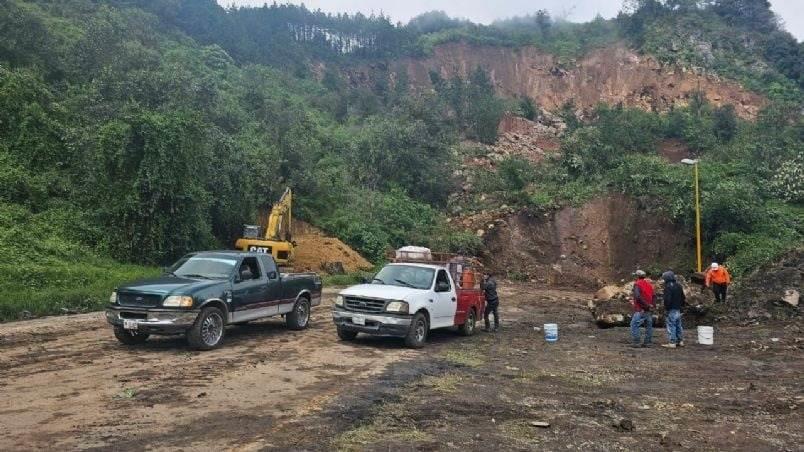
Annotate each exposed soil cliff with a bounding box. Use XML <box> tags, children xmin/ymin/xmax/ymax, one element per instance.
<box><xmin>477</xmin><ymin>194</ymin><xmax>693</xmax><ymax>288</ymax></box>
<box><xmin>355</xmin><ymin>42</ymin><xmax>765</xmax><ymax>119</ymax></box>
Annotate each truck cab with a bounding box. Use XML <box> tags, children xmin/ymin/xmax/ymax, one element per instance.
<box><xmin>332</xmin><ymin>253</ymin><xmax>485</xmax><ymax>348</ymax></box>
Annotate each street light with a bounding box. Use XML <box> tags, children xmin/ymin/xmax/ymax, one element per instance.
<box><xmin>681</xmin><ymin>158</ymin><xmax>702</xmax><ymax>273</ymax></box>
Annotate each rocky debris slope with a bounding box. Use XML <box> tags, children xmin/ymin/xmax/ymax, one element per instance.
<box><xmin>728</xmin><ymin>250</ymin><xmax>802</xmax><ymax>322</ymax></box>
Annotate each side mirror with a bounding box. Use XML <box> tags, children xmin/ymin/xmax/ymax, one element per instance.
<box><xmin>435</xmin><ymin>281</ymin><xmax>450</xmax><ymax>292</ymax></box>
<box><xmin>360</xmin><ymin>275</ymin><xmax>370</xmax><ymax>284</ymax></box>
<box><xmin>267</xmin><ymin>271</ymin><xmax>278</xmax><ymax>280</ymax></box>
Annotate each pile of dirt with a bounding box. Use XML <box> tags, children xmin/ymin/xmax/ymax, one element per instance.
<box><xmin>479</xmin><ymin>194</ymin><xmax>693</xmax><ymax>288</ymax></box>
<box><xmin>728</xmin><ymin>249</ymin><xmax>802</xmax><ymax>322</ymax></box>
<box><xmin>589</xmin><ymin>276</ymin><xmax>713</xmax><ymax>328</ymax></box>
<box><xmin>291</xmin><ymin>221</ymin><xmax>373</xmax><ymax>274</ymax></box>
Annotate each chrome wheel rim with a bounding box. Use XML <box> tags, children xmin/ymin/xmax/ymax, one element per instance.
<box><xmin>201</xmin><ymin>312</ymin><xmax>223</xmax><ymax>346</ymax></box>
<box><xmin>467</xmin><ymin>312</ymin><xmax>475</xmax><ymax>333</ymax></box>
<box><xmin>415</xmin><ymin>319</ymin><xmax>426</xmax><ymax>341</ymax></box>
<box><xmin>297</xmin><ymin>302</ymin><xmax>309</xmax><ymax>326</ymax></box>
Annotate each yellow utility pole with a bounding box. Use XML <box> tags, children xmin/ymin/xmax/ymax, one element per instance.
<box><xmin>682</xmin><ymin>159</ymin><xmax>703</xmax><ymax>272</ymax></box>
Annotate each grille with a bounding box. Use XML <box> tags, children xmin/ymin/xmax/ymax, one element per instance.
<box><xmin>344</xmin><ymin>297</ymin><xmax>386</xmax><ymax>313</ymax></box>
<box><xmin>118</xmin><ymin>292</ymin><xmax>162</xmax><ymax>308</ymax></box>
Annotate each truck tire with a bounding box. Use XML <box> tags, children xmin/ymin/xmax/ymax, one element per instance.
<box><xmin>286</xmin><ymin>297</ymin><xmax>310</xmax><ymax>330</ymax></box>
<box><xmin>404</xmin><ymin>312</ymin><xmax>429</xmax><ymax>348</ymax></box>
<box><xmin>458</xmin><ymin>308</ymin><xmax>477</xmax><ymax>336</ymax></box>
<box><xmin>337</xmin><ymin>326</ymin><xmax>358</xmax><ymax>341</ymax></box>
<box><xmin>113</xmin><ymin>326</ymin><xmax>149</xmax><ymax>345</ymax></box>
<box><xmin>187</xmin><ymin>307</ymin><xmax>226</xmax><ymax>350</ymax></box>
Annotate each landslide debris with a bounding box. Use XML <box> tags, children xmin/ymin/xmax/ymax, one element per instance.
<box><xmin>291</xmin><ymin>221</ymin><xmax>372</xmax><ymax>274</ymax></box>
<box><xmin>729</xmin><ymin>250</ymin><xmax>802</xmax><ymax>322</ymax></box>
<box><xmin>589</xmin><ymin>275</ymin><xmax>713</xmax><ymax>328</ymax></box>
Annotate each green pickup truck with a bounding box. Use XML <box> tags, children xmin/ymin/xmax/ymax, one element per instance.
<box><xmin>105</xmin><ymin>251</ymin><xmax>322</xmax><ymax>350</ymax></box>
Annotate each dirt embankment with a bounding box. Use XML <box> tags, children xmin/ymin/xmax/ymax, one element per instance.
<box><xmin>292</xmin><ymin>221</ymin><xmax>372</xmax><ymax>273</ymax></box>
<box><xmin>477</xmin><ymin>194</ymin><xmax>693</xmax><ymax>288</ymax></box>
<box><xmin>351</xmin><ymin>42</ymin><xmax>765</xmax><ymax>119</ymax></box>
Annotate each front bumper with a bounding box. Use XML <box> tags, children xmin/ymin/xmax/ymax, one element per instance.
<box><xmin>332</xmin><ymin>308</ymin><xmax>412</xmax><ymax>337</ymax></box>
<box><xmin>106</xmin><ymin>306</ymin><xmax>200</xmax><ymax>335</ymax></box>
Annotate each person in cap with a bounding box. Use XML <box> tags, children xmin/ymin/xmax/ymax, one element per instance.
<box><xmin>705</xmin><ymin>262</ymin><xmax>731</xmax><ymax>303</ymax></box>
<box><xmin>630</xmin><ymin>270</ymin><xmax>655</xmax><ymax>348</ymax></box>
<box><xmin>661</xmin><ymin>271</ymin><xmax>686</xmax><ymax>348</ymax></box>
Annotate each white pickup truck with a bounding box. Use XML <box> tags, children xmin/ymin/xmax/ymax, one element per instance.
<box><xmin>332</xmin><ymin>257</ymin><xmax>485</xmax><ymax>348</ymax></box>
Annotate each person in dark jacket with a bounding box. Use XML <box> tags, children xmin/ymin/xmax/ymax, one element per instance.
<box><xmin>661</xmin><ymin>271</ymin><xmax>686</xmax><ymax>348</ymax></box>
<box><xmin>482</xmin><ymin>272</ymin><xmax>499</xmax><ymax>332</ymax></box>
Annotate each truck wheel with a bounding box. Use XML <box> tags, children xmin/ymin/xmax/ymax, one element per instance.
<box><xmin>286</xmin><ymin>297</ymin><xmax>310</xmax><ymax>330</ymax></box>
<box><xmin>404</xmin><ymin>312</ymin><xmax>429</xmax><ymax>348</ymax></box>
<box><xmin>458</xmin><ymin>308</ymin><xmax>477</xmax><ymax>336</ymax></box>
<box><xmin>337</xmin><ymin>326</ymin><xmax>358</xmax><ymax>341</ymax></box>
<box><xmin>113</xmin><ymin>326</ymin><xmax>149</xmax><ymax>345</ymax></box>
<box><xmin>187</xmin><ymin>307</ymin><xmax>226</xmax><ymax>350</ymax></box>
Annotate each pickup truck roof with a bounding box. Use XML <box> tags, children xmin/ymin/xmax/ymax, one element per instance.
<box><xmin>185</xmin><ymin>250</ymin><xmax>272</xmax><ymax>259</ymax></box>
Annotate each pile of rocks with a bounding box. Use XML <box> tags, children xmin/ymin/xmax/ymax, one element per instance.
<box><xmin>588</xmin><ymin>276</ymin><xmax>713</xmax><ymax>328</ymax></box>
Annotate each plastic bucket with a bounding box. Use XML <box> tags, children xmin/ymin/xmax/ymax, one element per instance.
<box><xmin>544</xmin><ymin>323</ymin><xmax>558</xmax><ymax>342</ymax></box>
<box><xmin>697</xmin><ymin>326</ymin><xmax>714</xmax><ymax>345</ymax></box>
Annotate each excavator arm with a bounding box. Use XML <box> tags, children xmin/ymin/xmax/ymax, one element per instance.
<box><xmin>265</xmin><ymin>187</ymin><xmax>292</xmax><ymax>242</ymax></box>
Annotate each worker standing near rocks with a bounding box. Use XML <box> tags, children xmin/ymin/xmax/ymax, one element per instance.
<box><xmin>630</xmin><ymin>270</ymin><xmax>654</xmax><ymax>348</ymax></box>
<box><xmin>482</xmin><ymin>272</ymin><xmax>500</xmax><ymax>332</ymax></box>
<box><xmin>705</xmin><ymin>262</ymin><xmax>731</xmax><ymax>303</ymax></box>
<box><xmin>661</xmin><ymin>271</ymin><xmax>686</xmax><ymax>348</ymax></box>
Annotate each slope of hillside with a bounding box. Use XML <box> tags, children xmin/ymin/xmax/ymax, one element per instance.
<box><xmin>354</xmin><ymin>42</ymin><xmax>766</xmax><ymax>118</ymax></box>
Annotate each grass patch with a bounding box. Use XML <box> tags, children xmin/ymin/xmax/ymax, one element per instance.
<box><xmin>517</xmin><ymin>369</ymin><xmax>622</xmax><ymax>387</ymax></box>
<box><xmin>1</xmin><ymin>261</ymin><xmax>158</xmax><ymax>322</ymax></box>
<box><xmin>499</xmin><ymin>419</ymin><xmax>545</xmax><ymax>446</ymax></box>
<box><xmin>442</xmin><ymin>348</ymin><xmax>485</xmax><ymax>367</ymax></box>
<box><xmin>333</xmin><ymin>418</ymin><xmax>430</xmax><ymax>451</ymax></box>
<box><xmin>420</xmin><ymin>373</ymin><xmax>463</xmax><ymax>393</ymax></box>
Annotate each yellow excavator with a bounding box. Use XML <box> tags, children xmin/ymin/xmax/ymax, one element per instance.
<box><xmin>235</xmin><ymin>187</ymin><xmax>295</xmax><ymax>264</ymax></box>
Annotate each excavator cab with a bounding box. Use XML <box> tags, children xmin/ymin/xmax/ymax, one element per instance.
<box><xmin>234</xmin><ymin>188</ymin><xmax>295</xmax><ymax>265</ymax></box>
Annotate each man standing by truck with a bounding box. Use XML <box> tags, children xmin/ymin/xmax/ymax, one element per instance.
<box><xmin>482</xmin><ymin>272</ymin><xmax>500</xmax><ymax>332</ymax></box>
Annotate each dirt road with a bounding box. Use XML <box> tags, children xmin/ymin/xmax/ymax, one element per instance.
<box><xmin>1</xmin><ymin>285</ymin><xmax>801</xmax><ymax>451</ymax></box>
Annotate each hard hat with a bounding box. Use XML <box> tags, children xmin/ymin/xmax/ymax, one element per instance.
<box><xmin>711</xmin><ymin>263</ymin><xmax>719</xmax><ymax>270</ymax></box>
<box><xmin>634</xmin><ymin>270</ymin><xmax>646</xmax><ymax>277</ymax></box>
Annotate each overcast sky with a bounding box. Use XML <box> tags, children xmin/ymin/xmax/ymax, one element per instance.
<box><xmin>217</xmin><ymin>0</ymin><xmax>803</xmax><ymax>40</ymax></box>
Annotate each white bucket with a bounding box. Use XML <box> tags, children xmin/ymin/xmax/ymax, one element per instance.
<box><xmin>544</xmin><ymin>323</ymin><xmax>558</xmax><ymax>342</ymax></box>
<box><xmin>697</xmin><ymin>326</ymin><xmax>714</xmax><ymax>345</ymax></box>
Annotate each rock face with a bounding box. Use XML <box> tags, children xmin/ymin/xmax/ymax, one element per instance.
<box><xmin>350</xmin><ymin>42</ymin><xmax>765</xmax><ymax>119</ymax></box>
<box><xmin>480</xmin><ymin>194</ymin><xmax>693</xmax><ymax>288</ymax></box>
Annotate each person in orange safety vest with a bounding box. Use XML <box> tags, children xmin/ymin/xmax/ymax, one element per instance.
<box><xmin>705</xmin><ymin>262</ymin><xmax>731</xmax><ymax>303</ymax></box>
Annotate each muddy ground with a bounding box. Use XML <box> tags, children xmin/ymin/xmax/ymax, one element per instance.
<box><xmin>0</xmin><ymin>285</ymin><xmax>801</xmax><ymax>451</ymax></box>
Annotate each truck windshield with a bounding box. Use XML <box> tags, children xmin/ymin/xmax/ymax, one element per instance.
<box><xmin>169</xmin><ymin>256</ymin><xmax>237</xmax><ymax>280</ymax></box>
<box><xmin>372</xmin><ymin>265</ymin><xmax>435</xmax><ymax>290</ymax></box>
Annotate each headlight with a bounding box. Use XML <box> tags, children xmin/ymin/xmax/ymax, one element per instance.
<box><xmin>109</xmin><ymin>291</ymin><xmax>118</xmax><ymax>304</ymax></box>
<box><xmin>163</xmin><ymin>295</ymin><xmax>194</xmax><ymax>307</ymax></box>
<box><xmin>335</xmin><ymin>295</ymin><xmax>344</xmax><ymax>306</ymax></box>
<box><xmin>386</xmin><ymin>301</ymin><xmax>409</xmax><ymax>314</ymax></box>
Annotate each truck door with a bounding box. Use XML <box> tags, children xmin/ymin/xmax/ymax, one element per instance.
<box><xmin>431</xmin><ymin>269</ymin><xmax>458</xmax><ymax>328</ymax></box>
<box><xmin>231</xmin><ymin>256</ymin><xmax>272</xmax><ymax>322</ymax></box>
<box><xmin>258</xmin><ymin>254</ymin><xmax>286</xmax><ymax>311</ymax></box>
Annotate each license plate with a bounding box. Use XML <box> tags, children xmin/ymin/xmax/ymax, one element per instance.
<box><xmin>352</xmin><ymin>315</ymin><xmax>365</xmax><ymax>326</ymax></box>
<box><xmin>123</xmin><ymin>319</ymin><xmax>139</xmax><ymax>330</ymax></box>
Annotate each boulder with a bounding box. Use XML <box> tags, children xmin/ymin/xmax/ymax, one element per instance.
<box><xmin>595</xmin><ymin>285</ymin><xmax>621</xmax><ymax>301</ymax></box>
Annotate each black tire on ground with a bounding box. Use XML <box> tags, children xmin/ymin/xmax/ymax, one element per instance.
<box><xmin>187</xmin><ymin>307</ymin><xmax>226</xmax><ymax>350</ymax></box>
<box><xmin>337</xmin><ymin>326</ymin><xmax>358</xmax><ymax>341</ymax></box>
<box><xmin>113</xmin><ymin>326</ymin><xmax>150</xmax><ymax>345</ymax></box>
<box><xmin>286</xmin><ymin>297</ymin><xmax>311</xmax><ymax>330</ymax></box>
<box><xmin>404</xmin><ymin>312</ymin><xmax>429</xmax><ymax>348</ymax></box>
<box><xmin>458</xmin><ymin>308</ymin><xmax>477</xmax><ymax>336</ymax></box>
